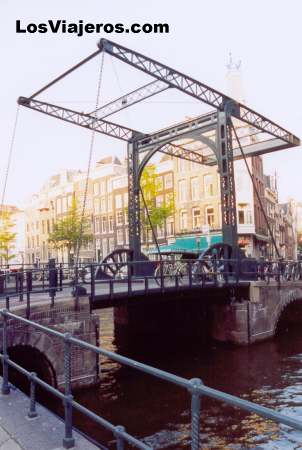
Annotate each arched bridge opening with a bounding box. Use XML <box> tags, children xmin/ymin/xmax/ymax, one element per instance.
<box><xmin>5</xmin><ymin>345</ymin><xmax>57</xmax><ymax>400</ymax></box>
<box><xmin>275</xmin><ymin>298</ymin><xmax>302</xmax><ymax>337</ymax></box>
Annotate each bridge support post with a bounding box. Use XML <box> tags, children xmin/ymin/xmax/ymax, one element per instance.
<box><xmin>127</xmin><ymin>136</ymin><xmax>141</xmax><ymax>261</ymax></box>
<box><xmin>1</xmin><ymin>312</ymin><xmax>10</xmax><ymax>395</ymax></box>
<box><xmin>63</xmin><ymin>333</ymin><xmax>75</xmax><ymax>449</ymax></box>
<box><xmin>217</xmin><ymin>108</ymin><xmax>238</xmax><ymax>256</ymax></box>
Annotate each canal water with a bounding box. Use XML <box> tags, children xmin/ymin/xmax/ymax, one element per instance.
<box><xmin>73</xmin><ymin>308</ymin><xmax>302</xmax><ymax>449</ymax></box>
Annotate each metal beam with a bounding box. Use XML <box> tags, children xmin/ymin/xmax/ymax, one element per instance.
<box><xmin>158</xmin><ymin>143</ymin><xmax>205</xmax><ymax>165</ymax></box>
<box><xmin>29</xmin><ymin>49</ymin><xmax>102</xmax><ymax>100</ymax></box>
<box><xmin>90</xmin><ymin>80</ymin><xmax>170</xmax><ymax>119</ymax></box>
<box><xmin>18</xmin><ymin>97</ymin><xmax>141</xmax><ymax>142</ymax></box>
<box><xmin>100</xmin><ymin>38</ymin><xmax>300</xmax><ymax>146</ymax></box>
<box><xmin>137</xmin><ymin>112</ymin><xmax>217</xmax><ymax>151</ymax></box>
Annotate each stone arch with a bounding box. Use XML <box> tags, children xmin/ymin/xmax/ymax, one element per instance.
<box><xmin>5</xmin><ymin>328</ymin><xmax>59</xmax><ymax>390</ymax></box>
<box><xmin>273</xmin><ymin>291</ymin><xmax>302</xmax><ymax>336</ymax></box>
<box><xmin>7</xmin><ymin>344</ymin><xmax>57</xmax><ymax>389</ymax></box>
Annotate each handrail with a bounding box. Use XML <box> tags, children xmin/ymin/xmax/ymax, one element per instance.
<box><xmin>1</xmin><ymin>309</ymin><xmax>302</xmax><ymax>449</ymax></box>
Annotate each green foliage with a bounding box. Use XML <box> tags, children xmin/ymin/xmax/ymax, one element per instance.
<box><xmin>140</xmin><ymin>164</ymin><xmax>174</xmax><ymax>234</ymax></box>
<box><xmin>48</xmin><ymin>197</ymin><xmax>93</xmax><ymax>261</ymax></box>
<box><xmin>0</xmin><ymin>210</ymin><xmax>16</xmax><ymax>264</ymax></box>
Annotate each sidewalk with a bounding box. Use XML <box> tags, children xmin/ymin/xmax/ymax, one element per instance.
<box><xmin>0</xmin><ymin>383</ymin><xmax>99</xmax><ymax>450</ymax></box>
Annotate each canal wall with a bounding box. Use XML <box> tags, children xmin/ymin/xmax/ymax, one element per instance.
<box><xmin>1</xmin><ymin>296</ymin><xmax>100</xmax><ymax>390</ymax></box>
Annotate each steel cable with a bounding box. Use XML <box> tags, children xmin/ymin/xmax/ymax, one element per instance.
<box><xmin>1</xmin><ymin>105</ymin><xmax>20</xmax><ymax>215</ymax></box>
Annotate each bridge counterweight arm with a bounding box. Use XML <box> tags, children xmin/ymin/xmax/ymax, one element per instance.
<box><xmin>100</xmin><ymin>39</ymin><xmax>300</xmax><ymax>146</ymax></box>
<box><xmin>18</xmin><ymin>97</ymin><xmax>142</xmax><ymax>142</ymax></box>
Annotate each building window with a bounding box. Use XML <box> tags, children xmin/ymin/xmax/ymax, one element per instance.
<box><xmin>157</xmin><ymin>225</ymin><xmax>165</xmax><ymax>238</ymax></box>
<box><xmin>125</xmin><ymin>228</ymin><xmax>129</xmax><ymax>245</ymax></box>
<box><xmin>167</xmin><ymin>219</ymin><xmax>174</xmax><ymax>236</ymax></box>
<box><xmin>156</xmin><ymin>176</ymin><xmax>163</xmax><ymax>191</ymax></box>
<box><xmin>108</xmin><ymin>195</ymin><xmax>113</xmax><ymax>212</ymax></box>
<box><xmin>42</xmin><ymin>221</ymin><xmax>45</xmax><ymax>234</ymax></box>
<box><xmin>178</xmin><ymin>180</ymin><xmax>187</xmax><ymax>203</ymax></box>
<box><xmin>180</xmin><ymin>210</ymin><xmax>188</xmax><ymax>231</ymax></box>
<box><xmin>117</xmin><ymin>229</ymin><xmax>124</xmax><ymax>245</ymax></box>
<box><xmin>109</xmin><ymin>216</ymin><xmax>114</xmax><ymax>233</ymax></box>
<box><xmin>206</xmin><ymin>207</ymin><xmax>215</xmax><ymax>228</ymax></box>
<box><xmin>115</xmin><ymin>194</ymin><xmax>122</xmax><ymax>209</ymax></box>
<box><xmin>123</xmin><ymin>193</ymin><xmax>128</xmax><ymax>207</ymax></box>
<box><xmin>156</xmin><ymin>195</ymin><xmax>163</xmax><ymax>207</ymax></box>
<box><xmin>192</xmin><ymin>208</ymin><xmax>201</xmax><ymax>230</ymax></box>
<box><xmin>238</xmin><ymin>204</ymin><xmax>252</xmax><ymax>225</ymax></box>
<box><xmin>94</xmin><ymin>198</ymin><xmax>100</xmax><ymax>214</ymax></box>
<box><xmin>101</xmin><ymin>197</ymin><xmax>107</xmax><ymax>213</ymax></box>
<box><xmin>124</xmin><ymin>212</ymin><xmax>129</xmax><ymax>225</ymax></box>
<box><xmin>102</xmin><ymin>238</ymin><xmax>108</xmax><ymax>257</ymax></box>
<box><xmin>164</xmin><ymin>173</ymin><xmax>173</xmax><ymax>189</ymax></box>
<box><xmin>101</xmin><ymin>217</ymin><xmax>107</xmax><ymax>234</ymax></box>
<box><xmin>93</xmin><ymin>182</ymin><xmax>100</xmax><ymax>195</ymax></box>
<box><xmin>204</xmin><ymin>174</ymin><xmax>214</xmax><ymax>197</ymax></box>
<box><xmin>94</xmin><ymin>217</ymin><xmax>100</xmax><ymax>233</ymax></box>
<box><xmin>116</xmin><ymin>211</ymin><xmax>123</xmax><ymax>226</ymax></box>
<box><xmin>191</xmin><ymin>177</ymin><xmax>199</xmax><ymax>201</ymax></box>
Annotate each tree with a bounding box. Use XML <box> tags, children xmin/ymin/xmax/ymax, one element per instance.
<box><xmin>140</xmin><ymin>164</ymin><xmax>174</xmax><ymax>246</ymax></box>
<box><xmin>0</xmin><ymin>210</ymin><xmax>16</xmax><ymax>265</ymax></box>
<box><xmin>48</xmin><ymin>198</ymin><xmax>93</xmax><ymax>263</ymax></box>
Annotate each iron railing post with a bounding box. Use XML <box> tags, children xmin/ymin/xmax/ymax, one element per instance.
<box><xmin>59</xmin><ymin>263</ymin><xmax>63</xmax><ymax>291</ymax></box>
<box><xmin>74</xmin><ymin>266</ymin><xmax>79</xmax><ymax>311</ymax></box>
<box><xmin>19</xmin><ymin>268</ymin><xmax>24</xmax><ymax>302</ymax></box>
<box><xmin>5</xmin><ymin>296</ymin><xmax>10</xmax><ymax>311</ymax></box>
<box><xmin>28</xmin><ymin>372</ymin><xmax>38</xmax><ymax>418</ymax></box>
<box><xmin>189</xmin><ymin>378</ymin><xmax>203</xmax><ymax>450</ymax></box>
<box><xmin>63</xmin><ymin>333</ymin><xmax>75</xmax><ymax>449</ymax></box>
<box><xmin>26</xmin><ymin>271</ymin><xmax>32</xmax><ymax>319</ymax></box>
<box><xmin>127</xmin><ymin>262</ymin><xmax>132</xmax><ymax>296</ymax></box>
<box><xmin>90</xmin><ymin>264</ymin><xmax>95</xmax><ymax>304</ymax></box>
<box><xmin>1</xmin><ymin>311</ymin><xmax>10</xmax><ymax>395</ymax></box>
<box><xmin>115</xmin><ymin>425</ymin><xmax>125</xmax><ymax>450</ymax></box>
<box><xmin>259</xmin><ymin>256</ymin><xmax>265</xmax><ymax>281</ymax></box>
<box><xmin>160</xmin><ymin>260</ymin><xmax>164</xmax><ymax>292</ymax></box>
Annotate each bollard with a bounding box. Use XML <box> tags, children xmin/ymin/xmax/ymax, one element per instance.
<box><xmin>62</xmin><ymin>333</ymin><xmax>75</xmax><ymax>449</ymax></box>
<box><xmin>1</xmin><ymin>311</ymin><xmax>10</xmax><ymax>395</ymax></box>
<box><xmin>189</xmin><ymin>378</ymin><xmax>203</xmax><ymax>450</ymax></box>
<box><xmin>115</xmin><ymin>425</ymin><xmax>125</xmax><ymax>450</ymax></box>
<box><xmin>28</xmin><ymin>372</ymin><xmax>38</xmax><ymax>418</ymax></box>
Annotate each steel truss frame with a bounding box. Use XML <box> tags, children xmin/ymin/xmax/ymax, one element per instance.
<box><xmin>18</xmin><ymin>39</ymin><xmax>300</xmax><ymax>260</ymax></box>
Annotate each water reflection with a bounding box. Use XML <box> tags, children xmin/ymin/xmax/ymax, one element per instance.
<box><xmin>74</xmin><ymin>309</ymin><xmax>302</xmax><ymax>449</ymax></box>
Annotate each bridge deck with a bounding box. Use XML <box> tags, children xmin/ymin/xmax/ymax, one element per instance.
<box><xmin>1</xmin><ymin>277</ymin><xmax>251</xmax><ymax>311</ymax></box>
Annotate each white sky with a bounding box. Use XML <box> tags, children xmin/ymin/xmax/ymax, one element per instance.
<box><xmin>1</xmin><ymin>0</ymin><xmax>301</xmax><ymax>207</ymax></box>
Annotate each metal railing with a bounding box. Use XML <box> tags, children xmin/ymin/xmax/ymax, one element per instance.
<box><xmin>1</xmin><ymin>258</ymin><xmax>302</xmax><ymax>313</ymax></box>
<box><xmin>1</xmin><ymin>309</ymin><xmax>302</xmax><ymax>449</ymax></box>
